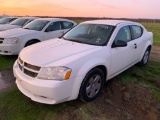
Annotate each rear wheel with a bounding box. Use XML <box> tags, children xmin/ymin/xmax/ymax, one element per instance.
<box><xmin>138</xmin><ymin>47</ymin><xmax>150</xmax><ymax>66</ymax></box>
<box><xmin>79</xmin><ymin>68</ymin><xmax>105</xmax><ymax>102</ymax></box>
<box><xmin>25</xmin><ymin>40</ymin><xmax>39</xmax><ymax>47</ymax></box>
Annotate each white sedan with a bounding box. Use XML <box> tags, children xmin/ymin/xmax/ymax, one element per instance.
<box><xmin>0</xmin><ymin>17</ymin><xmax>18</xmax><ymax>24</ymax></box>
<box><xmin>14</xmin><ymin>20</ymin><xmax>153</xmax><ymax>104</ymax></box>
<box><xmin>0</xmin><ymin>18</ymin><xmax>76</xmax><ymax>55</ymax></box>
<box><xmin>0</xmin><ymin>17</ymin><xmax>37</xmax><ymax>31</ymax></box>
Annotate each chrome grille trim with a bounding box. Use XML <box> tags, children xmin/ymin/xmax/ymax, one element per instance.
<box><xmin>24</xmin><ymin>62</ymin><xmax>40</xmax><ymax>71</ymax></box>
<box><xmin>23</xmin><ymin>66</ymin><xmax>39</xmax><ymax>73</ymax></box>
<box><xmin>24</xmin><ymin>69</ymin><xmax>38</xmax><ymax>78</ymax></box>
<box><xmin>18</xmin><ymin>57</ymin><xmax>41</xmax><ymax>78</ymax></box>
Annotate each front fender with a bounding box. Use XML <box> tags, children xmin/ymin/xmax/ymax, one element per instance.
<box><xmin>19</xmin><ymin>35</ymin><xmax>43</xmax><ymax>50</ymax></box>
<box><xmin>69</xmin><ymin>57</ymin><xmax>109</xmax><ymax>100</ymax></box>
<box><xmin>77</xmin><ymin>58</ymin><xmax>108</xmax><ymax>77</ymax></box>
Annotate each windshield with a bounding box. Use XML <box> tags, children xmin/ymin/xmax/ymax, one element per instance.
<box><xmin>0</xmin><ymin>18</ymin><xmax>12</xmax><ymax>24</ymax></box>
<box><xmin>23</xmin><ymin>20</ymin><xmax>49</xmax><ymax>31</ymax></box>
<box><xmin>63</xmin><ymin>24</ymin><xmax>114</xmax><ymax>46</ymax></box>
<box><xmin>10</xmin><ymin>18</ymin><xmax>29</xmax><ymax>26</ymax></box>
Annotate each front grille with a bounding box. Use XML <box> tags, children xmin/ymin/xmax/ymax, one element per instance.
<box><xmin>24</xmin><ymin>62</ymin><xmax>40</xmax><ymax>71</ymax></box>
<box><xmin>24</xmin><ymin>69</ymin><xmax>38</xmax><ymax>78</ymax></box>
<box><xmin>0</xmin><ymin>38</ymin><xmax>4</xmax><ymax>44</ymax></box>
<box><xmin>18</xmin><ymin>57</ymin><xmax>41</xmax><ymax>78</ymax></box>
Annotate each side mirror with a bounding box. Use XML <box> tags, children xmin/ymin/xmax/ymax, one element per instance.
<box><xmin>112</xmin><ymin>40</ymin><xmax>127</xmax><ymax>48</ymax></box>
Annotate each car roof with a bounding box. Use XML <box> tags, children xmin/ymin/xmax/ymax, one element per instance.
<box><xmin>34</xmin><ymin>18</ymin><xmax>74</xmax><ymax>22</ymax></box>
<box><xmin>18</xmin><ymin>17</ymin><xmax>38</xmax><ymax>20</ymax></box>
<box><xmin>82</xmin><ymin>20</ymin><xmax>136</xmax><ymax>26</ymax></box>
<box><xmin>2</xmin><ymin>16</ymin><xmax>18</xmax><ymax>19</ymax></box>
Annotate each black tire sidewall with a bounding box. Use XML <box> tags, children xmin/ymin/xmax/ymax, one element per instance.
<box><xmin>142</xmin><ymin>48</ymin><xmax>150</xmax><ymax>66</ymax></box>
<box><xmin>143</xmin><ymin>49</ymin><xmax>150</xmax><ymax>64</ymax></box>
<box><xmin>79</xmin><ymin>68</ymin><xmax>105</xmax><ymax>102</ymax></box>
<box><xmin>138</xmin><ymin>47</ymin><xmax>150</xmax><ymax>66</ymax></box>
<box><xmin>25</xmin><ymin>41</ymin><xmax>38</xmax><ymax>47</ymax></box>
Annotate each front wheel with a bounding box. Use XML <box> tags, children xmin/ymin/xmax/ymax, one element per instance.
<box><xmin>138</xmin><ymin>47</ymin><xmax>151</xmax><ymax>66</ymax></box>
<box><xmin>79</xmin><ymin>68</ymin><xmax>105</xmax><ymax>102</ymax></box>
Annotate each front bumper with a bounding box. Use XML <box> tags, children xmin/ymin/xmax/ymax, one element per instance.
<box><xmin>13</xmin><ymin>61</ymin><xmax>77</xmax><ymax>104</ymax></box>
<box><xmin>0</xmin><ymin>43</ymin><xmax>20</xmax><ymax>55</ymax></box>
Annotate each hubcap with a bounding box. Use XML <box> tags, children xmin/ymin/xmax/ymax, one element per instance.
<box><xmin>143</xmin><ymin>50</ymin><xmax>149</xmax><ymax>64</ymax></box>
<box><xmin>86</xmin><ymin>75</ymin><xmax>102</xmax><ymax>98</ymax></box>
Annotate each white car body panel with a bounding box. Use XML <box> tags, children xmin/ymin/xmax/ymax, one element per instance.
<box><xmin>20</xmin><ymin>39</ymin><xmax>98</xmax><ymax>66</ymax></box>
<box><xmin>13</xmin><ymin>20</ymin><xmax>153</xmax><ymax>104</ymax></box>
<box><xmin>43</xmin><ymin>29</ymin><xmax>64</xmax><ymax>40</ymax></box>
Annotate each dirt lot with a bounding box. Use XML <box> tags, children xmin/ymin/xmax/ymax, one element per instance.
<box><xmin>0</xmin><ymin>45</ymin><xmax>160</xmax><ymax>120</ymax></box>
<box><xmin>150</xmin><ymin>45</ymin><xmax>160</xmax><ymax>61</ymax></box>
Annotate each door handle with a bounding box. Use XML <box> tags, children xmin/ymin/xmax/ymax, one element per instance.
<box><xmin>129</xmin><ymin>44</ymin><xmax>137</xmax><ymax>49</ymax></box>
<box><xmin>134</xmin><ymin>44</ymin><xmax>137</xmax><ymax>49</ymax></box>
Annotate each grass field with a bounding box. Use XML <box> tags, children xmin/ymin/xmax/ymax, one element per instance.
<box><xmin>0</xmin><ymin>55</ymin><xmax>17</xmax><ymax>69</ymax></box>
<box><xmin>141</xmin><ymin>22</ymin><xmax>160</xmax><ymax>45</ymax></box>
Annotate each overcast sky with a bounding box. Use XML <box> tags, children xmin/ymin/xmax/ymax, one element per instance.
<box><xmin>0</xmin><ymin>0</ymin><xmax>159</xmax><ymax>18</ymax></box>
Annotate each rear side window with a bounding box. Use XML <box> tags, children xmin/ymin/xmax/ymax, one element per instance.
<box><xmin>61</xmin><ymin>21</ymin><xmax>74</xmax><ymax>29</ymax></box>
<box><xmin>131</xmin><ymin>25</ymin><xmax>143</xmax><ymax>39</ymax></box>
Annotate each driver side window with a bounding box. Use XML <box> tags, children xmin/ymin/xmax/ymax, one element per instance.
<box><xmin>114</xmin><ymin>26</ymin><xmax>131</xmax><ymax>43</ymax></box>
<box><xmin>46</xmin><ymin>22</ymin><xmax>61</xmax><ymax>32</ymax></box>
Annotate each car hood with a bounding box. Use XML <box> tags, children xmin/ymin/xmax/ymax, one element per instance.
<box><xmin>0</xmin><ymin>24</ymin><xmax>20</xmax><ymax>31</ymax></box>
<box><xmin>20</xmin><ymin>38</ymin><xmax>99</xmax><ymax>66</ymax></box>
<box><xmin>0</xmin><ymin>28</ymin><xmax>39</xmax><ymax>38</ymax></box>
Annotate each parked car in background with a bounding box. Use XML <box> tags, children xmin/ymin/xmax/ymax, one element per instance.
<box><xmin>0</xmin><ymin>18</ymin><xmax>77</xmax><ymax>55</ymax></box>
<box><xmin>14</xmin><ymin>20</ymin><xmax>153</xmax><ymax>104</ymax></box>
<box><xmin>0</xmin><ymin>17</ymin><xmax>18</xmax><ymax>24</ymax></box>
<box><xmin>0</xmin><ymin>17</ymin><xmax>37</xmax><ymax>31</ymax></box>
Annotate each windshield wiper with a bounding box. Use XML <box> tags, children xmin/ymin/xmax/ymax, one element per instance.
<box><xmin>63</xmin><ymin>38</ymin><xmax>87</xmax><ymax>44</ymax></box>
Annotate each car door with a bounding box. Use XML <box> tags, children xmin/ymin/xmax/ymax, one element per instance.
<box><xmin>130</xmin><ymin>25</ymin><xmax>145</xmax><ymax>62</ymax></box>
<box><xmin>44</xmin><ymin>21</ymin><xmax>63</xmax><ymax>40</ymax></box>
<box><xmin>110</xmin><ymin>26</ymin><xmax>136</xmax><ymax>77</ymax></box>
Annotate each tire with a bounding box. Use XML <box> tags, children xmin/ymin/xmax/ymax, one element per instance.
<box><xmin>79</xmin><ymin>68</ymin><xmax>105</xmax><ymax>102</ymax></box>
<box><xmin>25</xmin><ymin>40</ymin><xmax>39</xmax><ymax>47</ymax></box>
<box><xmin>138</xmin><ymin>47</ymin><xmax>151</xmax><ymax>66</ymax></box>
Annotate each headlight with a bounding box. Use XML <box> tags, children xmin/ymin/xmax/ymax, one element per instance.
<box><xmin>37</xmin><ymin>67</ymin><xmax>71</xmax><ymax>80</ymax></box>
<box><xmin>3</xmin><ymin>37</ymin><xmax>19</xmax><ymax>44</ymax></box>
